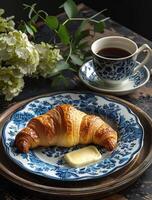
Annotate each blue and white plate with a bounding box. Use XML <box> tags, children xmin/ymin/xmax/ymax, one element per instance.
<box><xmin>2</xmin><ymin>92</ymin><xmax>144</xmax><ymax>181</ymax></box>
<box><xmin>79</xmin><ymin>60</ymin><xmax>150</xmax><ymax>95</ymax></box>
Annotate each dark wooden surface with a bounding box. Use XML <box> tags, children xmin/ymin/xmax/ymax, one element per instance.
<box><xmin>0</xmin><ymin>4</ymin><xmax>152</xmax><ymax>200</ymax></box>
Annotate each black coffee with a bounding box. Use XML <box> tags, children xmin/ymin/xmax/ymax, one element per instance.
<box><xmin>97</xmin><ymin>47</ymin><xmax>131</xmax><ymax>58</ymax></box>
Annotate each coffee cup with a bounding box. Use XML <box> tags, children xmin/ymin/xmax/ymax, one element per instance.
<box><xmin>91</xmin><ymin>36</ymin><xmax>152</xmax><ymax>85</ymax></box>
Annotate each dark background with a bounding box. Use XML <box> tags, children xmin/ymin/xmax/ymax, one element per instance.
<box><xmin>0</xmin><ymin>0</ymin><xmax>151</xmax><ymax>40</ymax></box>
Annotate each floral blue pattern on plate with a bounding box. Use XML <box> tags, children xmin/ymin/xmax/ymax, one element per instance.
<box><xmin>79</xmin><ymin>60</ymin><xmax>150</xmax><ymax>96</ymax></box>
<box><xmin>2</xmin><ymin>92</ymin><xmax>144</xmax><ymax>181</ymax></box>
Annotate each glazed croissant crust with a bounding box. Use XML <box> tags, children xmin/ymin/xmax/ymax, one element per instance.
<box><xmin>14</xmin><ymin>104</ymin><xmax>117</xmax><ymax>153</ymax></box>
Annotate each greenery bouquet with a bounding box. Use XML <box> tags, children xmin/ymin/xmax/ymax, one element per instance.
<box><xmin>0</xmin><ymin>0</ymin><xmax>108</xmax><ymax>101</ymax></box>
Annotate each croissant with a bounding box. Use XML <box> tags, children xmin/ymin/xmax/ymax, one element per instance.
<box><xmin>14</xmin><ymin>104</ymin><xmax>117</xmax><ymax>153</ymax></box>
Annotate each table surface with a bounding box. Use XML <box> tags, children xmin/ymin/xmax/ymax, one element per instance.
<box><xmin>0</xmin><ymin>4</ymin><xmax>152</xmax><ymax>200</ymax></box>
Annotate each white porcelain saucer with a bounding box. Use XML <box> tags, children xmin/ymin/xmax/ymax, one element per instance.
<box><xmin>79</xmin><ymin>60</ymin><xmax>150</xmax><ymax>95</ymax></box>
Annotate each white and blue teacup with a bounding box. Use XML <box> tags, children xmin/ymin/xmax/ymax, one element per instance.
<box><xmin>91</xmin><ymin>36</ymin><xmax>152</xmax><ymax>85</ymax></box>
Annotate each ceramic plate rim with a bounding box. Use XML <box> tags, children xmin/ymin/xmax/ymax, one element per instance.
<box><xmin>79</xmin><ymin>60</ymin><xmax>150</xmax><ymax>93</ymax></box>
<box><xmin>2</xmin><ymin>92</ymin><xmax>144</xmax><ymax>181</ymax></box>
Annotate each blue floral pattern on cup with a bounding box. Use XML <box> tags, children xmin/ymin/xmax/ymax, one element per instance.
<box><xmin>2</xmin><ymin>92</ymin><xmax>144</xmax><ymax>181</ymax></box>
<box><xmin>93</xmin><ymin>56</ymin><xmax>136</xmax><ymax>81</ymax></box>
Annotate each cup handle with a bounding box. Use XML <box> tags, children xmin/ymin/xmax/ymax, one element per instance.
<box><xmin>134</xmin><ymin>44</ymin><xmax>152</xmax><ymax>74</ymax></box>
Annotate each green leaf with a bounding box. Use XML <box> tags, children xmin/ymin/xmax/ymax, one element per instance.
<box><xmin>94</xmin><ymin>21</ymin><xmax>104</xmax><ymax>33</ymax></box>
<box><xmin>58</xmin><ymin>24</ymin><xmax>70</xmax><ymax>45</ymax></box>
<box><xmin>74</xmin><ymin>21</ymin><xmax>87</xmax><ymax>43</ymax></box>
<box><xmin>63</xmin><ymin>0</ymin><xmax>78</xmax><ymax>18</ymax></box>
<box><xmin>25</xmin><ymin>23</ymin><xmax>34</xmax><ymax>36</ymax></box>
<box><xmin>29</xmin><ymin>24</ymin><xmax>37</xmax><ymax>32</ymax></box>
<box><xmin>75</xmin><ymin>30</ymin><xmax>90</xmax><ymax>44</ymax></box>
<box><xmin>78</xmin><ymin>41</ymin><xmax>88</xmax><ymax>49</ymax></box>
<box><xmin>75</xmin><ymin>21</ymin><xmax>87</xmax><ymax>36</ymax></box>
<box><xmin>55</xmin><ymin>60</ymin><xmax>70</xmax><ymax>70</ymax></box>
<box><xmin>51</xmin><ymin>74</ymin><xmax>69</xmax><ymax>88</ymax></box>
<box><xmin>45</xmin><ymin>16</ymin><xmax>59</xmax><ymax>30</ymax></box>
<box><xmin>50</xmin><ymin>60</ymin><xmax>70</xmax><ymax>76</ymax></box>
<box><xmin>31</xmin><ymin>14</ymin><xmax>38</xmax><ymax>23</ymax></box>
<box><xmin>70</xmin><ymin>54</ymin><xmax>83</xmax><ymax>66</ymax></box>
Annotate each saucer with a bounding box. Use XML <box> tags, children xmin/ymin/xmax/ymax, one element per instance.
<box><xmin>79</xmin><ymin>60</ymin><xmax>150</xmax><ymax>95</ymax></box>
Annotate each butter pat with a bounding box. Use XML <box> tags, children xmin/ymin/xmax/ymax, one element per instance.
<box><xmin>64</xmin><ymin>145</ymin><xmax>102</xmax><ymax>168</ymax></box>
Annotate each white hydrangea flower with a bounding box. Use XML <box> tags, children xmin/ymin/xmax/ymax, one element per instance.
<box><xmin>0</xmin><ymin>11</ymin><xmax>64</xmax><ymax>101</ymax></box>
<box><xmin>0</xmin><ymin>9</ymin><xmax>15</xmax><ymax>33</ymax></box>
<box><xmin>0</xmin><ymin>66</ymin><xmax>24</xmax><ymax>101</ymax></box>
<box><xmin>35</xmin><ymin>42</ymin><xmax>62</xmax><ymax>78</ymax></box>
<box><xmin>0</xmin><ymin>30</ymin><xmax>39</xmax><ymax>75</ymax></box>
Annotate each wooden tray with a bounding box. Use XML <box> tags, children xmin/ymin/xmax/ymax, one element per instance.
<box><xmin>0</xmin><ymin>93</ymin><xmax>152</xmax><ymax>199</ymax></box>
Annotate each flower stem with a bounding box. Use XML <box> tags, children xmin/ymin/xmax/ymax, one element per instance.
<box><xmin>90</xmin><ymin>9</ymin><xmax>108</xmax><ymax>19</ymax></box>
<box><xmin>24</xmin><ymin>4</ymin><xmax>46</xmax><ymax>22</ymax></box>
<box><xmin>63</xmin><ymin>17</ymin><xmax>109</xmax><ymax>26</ymax></box>
<box><xmin>65</xmin><ymin>42</ymin><xmax>72</xmax><ymax>63</ymax></box>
